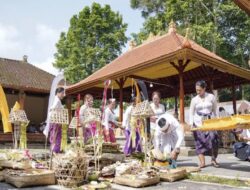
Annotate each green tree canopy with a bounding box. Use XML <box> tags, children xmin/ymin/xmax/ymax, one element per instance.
<box><xmin>54</xmin><ymin>3</ymin><xmax>128</xmax><ymax>83</ymax></box>
<box><xmin>131</xmin><ymin>0</ymin><xmax>250</xmax><ymax>101</ymax></box>
<box><xmin>130</xmin><ymin>0</ymin><xmax>250</xmax><ymax>68</ymax></box>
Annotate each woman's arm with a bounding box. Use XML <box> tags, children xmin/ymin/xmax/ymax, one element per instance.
<box><xmin>212</xmin><ymin>95</ymin><xmax>217</xmax><ymax>117</ymax></box>
<box><xmin>189</xmin><ymin>98</ymin><xmax>195</xmax><ymax>127</ymax></box>
<box><xmin>103</xmin><ymin>109</ymin><xmax>110</xmax><ymax>131</ymax></box>
<box><xmin>122</xmin><ymin>106</ymin><xmax>131</xmax><ymax>128</ymax></box>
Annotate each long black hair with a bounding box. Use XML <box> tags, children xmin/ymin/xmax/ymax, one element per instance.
<box><xmin>55</xmin><ymin>87</ymin><xmax>64</xmax><ymax>95</ymax></box>
<box><xmin>195</xmin><ymin>80</ymin><xmax>207</xmax><ymax>89</ymax></box>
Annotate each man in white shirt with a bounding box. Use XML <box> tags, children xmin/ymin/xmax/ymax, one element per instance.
<box><xmin>154</xmin><ymin>113</ymin><xmax>184</xmax><ymax>162</ymax></box>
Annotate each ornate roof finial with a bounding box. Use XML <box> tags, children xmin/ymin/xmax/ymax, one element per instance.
<box><xmin>129</xmin><ymin>40</ymin><xmax>137</xmax><ymax>50</ymax></box>
<box><xmin>182</xmin><ymin>28</ymin><xmax>192</xmax><ymax>48</ymax></box>
<box><xmin>142</xmin><ymin>32</ymin><xmax>161</xmax><ymax>44</ymax></box>
<box><xmin>168</xmin><ymin>19</ymin><xmax>176</xmax><ymax>34</ymax></box>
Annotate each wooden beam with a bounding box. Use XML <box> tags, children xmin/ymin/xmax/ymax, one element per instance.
<box><xmin>18</xmin><ymin>90</ymin><xmax>26</xmax><ymax>110</ymax></box>
<box><xmin>118</xmin><ymin>78</ymin><xmax>125</xmax><ymax>122</ymax></box>
<box><xmin>231</xmin><ymin>76</ymin><xmax>237</xmax><ymax>114</ymax></box>
<box><xmin>66</xmin><ymin>96</ymin><xmax>72</xmax><ymax>124</ymax></box>
<box><xmin>170</xmin><ymin>60</ymin><xmax>190</xmax><ymax>123</ymax></box>
<box><xmin>129</xmin><ymin>75</ymin><xmax>158</xmax><ymax>83</ymax></box>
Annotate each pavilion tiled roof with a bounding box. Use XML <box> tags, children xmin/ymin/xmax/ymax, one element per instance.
<box><xmin>234</xmin><ymin>0</ymin><xmax>250</xmax><ymax>16</ymax></box>
<box><xmin>0</xmin><ymin>57</ymin><xmax>54</xmax><ymax>93</ymax></box>
<box><xmin>67</xmin><ymin>21</ymin><xmax>250</xmax><ymax>95</ymax></box>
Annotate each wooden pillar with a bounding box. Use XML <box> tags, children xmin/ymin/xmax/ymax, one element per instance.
<box><xmin>174</xmin><ymin>94</ymin><xmax>178</xmax><ymax>119</ymax></box>
<box><xmin>179</xmin><ymin>70</ymin><xmax>185</xmax><ymax>123</ymax></box>
<box><xmin>18</xmin><ymin>90</ymin><xmax>26</xmax><ymax>110</ymax></box>
<box><xmin>118</xmin><ymin>78</ymin><xmax>124</xmax><ymax>122</ymax></box>
<box><xmin>231</xmin><ymin>76</ymin><xmax>237</xmax><ymax>114</ymax></box>
<box><xmin>170</xmin><ymin>60</ymin><xmax>190</xmax><ymax>123</ymax></box>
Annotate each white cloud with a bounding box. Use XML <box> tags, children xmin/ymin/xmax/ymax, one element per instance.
<box><xmin>0</xmin><ymin>23</ymin><xmax>22</xmax><ymax>58</ymax></box>
<box><xmin>36</xmin><ymin>24</ymin><xmax>60</xmax><ymax>47</ymax></box>
<box><xmin>33</xmin><ymin>57</ymin><xmax>59</xmax><ymax>76</ymax></box>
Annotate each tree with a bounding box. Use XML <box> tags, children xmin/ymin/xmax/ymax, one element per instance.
<box><xmin>54</xmin><ymin>3</ymin><xmax>128</xmax><ymax>83</ymax></box>
<box><xmin>130</xmin><ymin>0</ymin><xmax>250</xmax><ymax>68</ymax></box>
<box><xmin>131</xmin><ymin>0</ymin><xmax>250</xmax><ymax>102</ymax></box>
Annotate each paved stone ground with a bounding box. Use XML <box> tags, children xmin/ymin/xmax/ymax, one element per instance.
<box><xmin>0</xmin><ymin>180</ymin><xmax>249</xmax><ymax>190</ymax></box>
<box><xmin>0</xmin><ymin>154</ymin><xmax>249</xmax><ymax>189</ymax></box>
<box><xmin>112</xmin><ymin>180</ymin><xmax>250</xmax><ymax>190</ymax></box>
<box><xmin>177</xmin><ymin>154</ymin><xmax>250</xmax><ymax>180</ymax></box>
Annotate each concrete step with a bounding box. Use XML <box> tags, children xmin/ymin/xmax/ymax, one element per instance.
<box><xmin>219</xmin><ymin>148</ymin><xmax>233</xmax><ymax>154</ymax></box>
<box><xmin>180</xmin><ymin>147</ymin><xmax>196</xmax><ymax>156</ymax></box>
<box><xmin>181</xmin><ymin>141</ymin><xmax>195</xmax><ymax>147</ymax></box>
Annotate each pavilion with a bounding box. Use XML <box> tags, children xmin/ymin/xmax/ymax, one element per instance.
<box><xmin>66</xmin><ymin>21</ymin><xmax>250</xmax><ymax>124</ymax></box>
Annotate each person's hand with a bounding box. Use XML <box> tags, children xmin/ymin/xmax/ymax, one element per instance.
<box><xmin>170</xmin><ymin>150</ymin><xmax>177</xmax><ymax>160</ymax></box>
<box><xmin>170</xmin><ymin>148</ymin><xmax>180</xmax><ymax>160</ymax></box>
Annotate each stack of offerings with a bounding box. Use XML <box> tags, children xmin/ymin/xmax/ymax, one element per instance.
<box><xmin>53</xmin><ymin>149</ymin><xmax>89</xmax><ymax>188</ymax></box>
<box><xmin>0</xmin><ymin>150</ymin><xmax>32</xmax><ymax>170</ymax></box>
<box><xmin>3</xmin><ymin>169</ymin><xmax>55</xmax><ymax>188</ymax></box>
<box><xmin>85</xmin><ymin>143</ymin><xmax>121</xmax><ymax>154</ymax></box>
<box><xmin>86</xmin><ymin>143</ymin><xmax>125</xmax><ymax>170</ymax></box>
<box><xmin>0</xmin><ymin>150</ymin><xmax>55</xmax><ymax>188</ymax></box>
<box><xmin>101</xmin><ymin>160</ymin><xmax>160</xmax><ymax>188</ymax></box>
<box><xmin>157</xmin><ymin>167</ymin><xmax>187</xmax><ymax>182</ymax></box>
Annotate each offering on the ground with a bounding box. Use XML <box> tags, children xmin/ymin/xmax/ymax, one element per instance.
<box><xmin>3</xmin><ymin>169</ymin><xmax>55</xmax><ymax>188</ymax></box>
<box><xmin>53</xmin><ymin>149</ymin><xmax>89</xmax><ymax>188</ymax></box>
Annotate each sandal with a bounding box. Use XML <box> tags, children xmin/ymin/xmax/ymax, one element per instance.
<box><xmin>211</xmin><ymin>161</ymin><xmax>220</xmax><ymax>168</ymax></box>
<box><xmin>199</xmin><ymin>164</ymin><xmax>206</xmax><ymax>169</ymax></box>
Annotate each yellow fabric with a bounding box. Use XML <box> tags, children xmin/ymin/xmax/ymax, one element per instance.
<box><xmin>60</xmin><ymin>124</ymin><xmax>68</xmax><ymax>151</ymax></box>
<box><xmin>94</xmin><ymin>61</ymin><xmax>200</xmax><ymax>89</ymax></box>
<box><xmin>191</xmin><ymin>114</ymin><xmax>250</xmax><ymax>131</ymax></box>
<box><xmin>13</xmin><ymin>101</ymin><xmax>21</xmax><ymax>111</ymax></box>
<box><xmin>129</xmin><ymin>79</ymin><xmax>145</xmax><ymax>148</ymax></box>
<box><xmin>0</xmin><ymin>85</ymin><xmax>12</xmax><ymax>133</ymax></box>
<box><xmin>134</xmin><ymin>60</ymin><xmax>200</xmax><ymax>79</ymax></box>
<box><xmin>20</xmin><ymin>122</ymin><xmax>29</xmax><ymax>149</ymax></box>
<box><xmin>130</xmin><ymin>116</ymin><xmax>137</xmax><ymax>148</ymax></box>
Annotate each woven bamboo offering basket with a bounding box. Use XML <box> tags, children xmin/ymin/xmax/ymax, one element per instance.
<box><xmin>132</xmin><ymin>100</ymin><xmax>154</xmax><ymax>118</ymax></box>
<box><xmin>69</xmin><ymin>117</ymin><xmax>78</xmax><ymax>129</ymax></box>
<box><xmin>49</xmin><ymin>108</ymin><xmax>69</xmax><ymax>125</ymax></box>
<box><xmin>53</xmin><ymin>150</ymin><xmax>89</xmax><ymax>188</ymax></box>
<box><xmin>9</xmin><ymin>109</ymin><xmax>29</xmax><ymax>123</ymax></box>
<box><xmin>82</xmin><ymin>108</ymin><xmax>101</xmax><ymax>125</ymax></box>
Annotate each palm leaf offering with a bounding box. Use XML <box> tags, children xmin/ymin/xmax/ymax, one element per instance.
<box><xmin>82</xmin><ymin>108</ymin><xmax>101</xmax><ymax>125</ymax></box>
<box><xmin>132</xmin><ymin>100</ymin><xmax>154</xmax><ymax>118</ymax></box>
<box><xmin>49</xmin><ymin>108</ymin><xmax>69</xmax><ymax>125</ymax></box>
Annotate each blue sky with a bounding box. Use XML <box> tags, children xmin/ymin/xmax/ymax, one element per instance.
<box><xmin>0</xmin><ymin>0</ymin><xmax>144</xmax><ymax>75</ymax></box>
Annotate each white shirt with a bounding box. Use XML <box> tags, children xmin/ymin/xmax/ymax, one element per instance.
<box><xmin>79</xmin><ymin>104</ymin><xmax>88</xmax><ymax>124</ymax></box>
<box><xmin>50</xmin><ymin>96</ymin><xmax>63</xmax><ymax>109</ymax></box>
<box><xmin>150</xmin><ymin>103</ymin><xmax>165</xmax><ymax>131</ymax></box>
<box><xmin>189</xmin><ymin>93</ymin><xmax>217</xmax><ymax>127</ymax></box>
<box><xmin>154</xmin><ymin>113</ymin><xmax>184</xmax><ymax>154</ymax></box>
<box><xmin>219</xmin><ymin>110</ymin><xmax>229</xmax><ymax>118</ymax></box>
<box><xmin>47</xmin><ymin>95</ymin><xmax>63</xmax><ymax>125</ymax></box>
<box><xmin>242</xmin><ymin>129</ymin><xmax>250</xmax><ymax>145</ymax></box>
<box><xmin>102</xmin><ymin>107</ymin><xmax>117</xmax><ymax>130</ymax></box>
<box><xmin>122</xmin><ymin>105</ymin><xmax>133</xmax><ymax>131</ymax></box>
